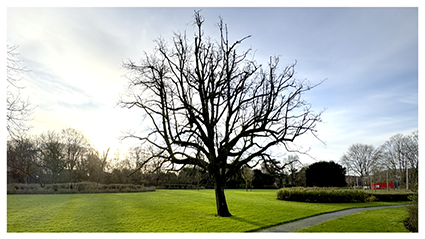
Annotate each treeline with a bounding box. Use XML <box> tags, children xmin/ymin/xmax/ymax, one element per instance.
<box><xmin>7</xmin><ymin>127</ymin><xmax>418</xmax><ymax>191</ymax></box>
<box><xmin>4</xmin><ymin>127</ymin><xmax>344</xmax><ymax>190</ymax></box>
<box><xmin>7</xmin><ymin>127</ymin><xmax>306</xmax><ymax>189</ymax></box>
<box><xmin>7</xmin><ymin>128</ymin><xmax>107</xmax><ymax>187</ymax></box>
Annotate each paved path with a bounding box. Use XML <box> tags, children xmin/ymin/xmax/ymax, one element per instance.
<box><xmin>257</xmin><ymin>205</ymin><xmax>407</xmax><ymax>232</ymax></box>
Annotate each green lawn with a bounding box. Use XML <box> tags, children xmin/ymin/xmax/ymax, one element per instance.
<box><xmin>299</xmin><ymin>206</ymin><xmax>409</xmax><ymax>232</ymax></box>
<box><xmin>7</xmin><ymin>189</ymin><xmax>407</xmax><ymax>232</ymax></box>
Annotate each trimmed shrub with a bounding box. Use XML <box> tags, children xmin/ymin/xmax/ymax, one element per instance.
<box><xmin>277</xmin><ymin>187</ymin><xmax>415</xmax><ymax>203</ymax></box>
<box><xmin>277</xmin><ymin>187</ymin><xmax>369</xmax><ymax>203</ymax></box>
<box><xmin>367</xmin><ymin>193</ymin><xmax>413</xmax><ymax>202</ymax></box>
<box><xmin>159</xmin><ymin>184</ymin><xmax>199</xmax><ymax>189</ymax></box>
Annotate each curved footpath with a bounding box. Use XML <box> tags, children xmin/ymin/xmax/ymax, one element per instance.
<box><xmin>257</xmin><ymin>205</ymin><xmax>407</xmax><ymax>232</ymax></box>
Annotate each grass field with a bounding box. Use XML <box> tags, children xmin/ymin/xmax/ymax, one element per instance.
<box><xmin>299</xmin><ymin>206</ymin><xmax>409</xmax><ymax>232</ymax></box>
<box><xmin>7</xmin><ymin>189</ymin><xmax>408</xmax><ymax>232</ymax></box>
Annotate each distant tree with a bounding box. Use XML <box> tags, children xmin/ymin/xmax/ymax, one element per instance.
<box><xmin>259</xmin><ymin>154</ymin><xmax>302</xmax><ymax>188</ymax></box>
<box><xmin>294</xmin><ymin>167</ymin><xmax>307</xmax><ymax>187</ymax></box>
<box><xmin>6</xmin><ymin>45</ymin><xmax>35</xmax><ymax>140</ymax></box>
<box><xmin>241</xmin><ymin>165</ymin><xmax>254</xmax><ymax>191</ymax></box>
<box><xmin>86</xmin><ymin>148</ymin><xmax>110</xmax><ymax>186</ymax></box>
<box><xmin>175</xmin><ymin>166</ymin><xmax>207</xmax><ymax>189</ymax></box>
<box><xmin>176</xmin><ymin>167</ymin><xmax>194</xmax><ymax>184</ymax></box>
<box><xmin>7</xmin><ymin>128</ymin><xmax>110</xmax><ymax>186</ymax></box>
<box><xmin>340</xmin><ymin>144</ymin><xmax>380</xmax><ymax>185</ymax></box>
<box><xmin>60</xmin><ymin>127</ymin><xmax>92</xmax><ymax>185</ymax></box>
<box><xmin>119</xmin><ymin>11</ymin><xmax>323</xmax><ymax>216</ymax></box>
<box><xmin>252</xmin><ymin>169</ymin><xmax>276</xmax><ymax>188</ymax></box>
<box><xmin>7</xmin><ymin>137</ymin><xmax>44</xmax><ymax>186</ymax></box>
<box><xmin>403</xmin><ymin>130</ymin><xmax>418</xmax><ymax>189</ymax></box>
<box><xmin>36</xmin><ymin>130</ymin><xmax>66</xmax><ymax>184</ymax></box>
<box><xmin>378</xmin><ymin>131</ymin><xmax>418</xmax><ymax>189</ymax></box>
<box><xmin>283</xmin><ymin>154</ymin><xmax>303</xmax><ymax>186</ymax></box>
<box><xmin>306</xmin><ymin>161</ymin><xmax>347</xmax><ymax>187</ymax></box>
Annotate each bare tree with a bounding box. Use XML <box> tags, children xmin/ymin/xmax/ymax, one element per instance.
<box><xmin>7</xmin><ymin>45</ymin><xmax>35</xmax><ymax>140</ymax></box>
<box><xmin>8</xmin><ymin>132</ymin><xmax>65</xmax><ymax>186</ymax></box>
<box><xmin>7</xmin><ymin>137</ymin><xmax>42</xmax><ymax>185</ymax></box>
<box><xmin>379</xmin><ymin>131</ymin><xmax>418</xmax><ymax>189</ymax></box>
<box><xmin>126</xmin><ymin>145</ymin><xmax>169</xmax><ymax>186</ymax></box>
<box><xmin>85</xmin><ymin>147</ymin><xmax>110</xmax><ymax>185</ymax></box>
<box><xmin>241</xmin><ymin>165</ymin><xmax>254</xmax><ymax>191</ymax></box>
<box><xmin>119</xmin><ymin>11</ymin><xmax>323</xmax><ymax>216</ymax></box>
<box><xmin>60</xmin><ymin>127</ymin><xmax>91</xmax><ymax>186</ymax></box>
<box><xmin>404</xmin><ymin>130</ymin><xmax>418</xmax><ymax>189</ymax></box>
<box><xmin>283</xmin><ymin>154</ymin><xmax>303</xmax><ymax>186</ymax></box>
<box><xmin>340</xmin><ymin>144</ymin><xmax>380</xmax><ymax>186</ymax></box>
<box><xmin>260</xmin><ymin>154</ymin><xmax>302</xmax><ymax>187</ymax></box>
<box><xmin>36</xmin><ymin>130</ymin><xmax>67</xmax><ymax>183</ymax></box>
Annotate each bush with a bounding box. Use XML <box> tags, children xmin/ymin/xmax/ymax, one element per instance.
<box><xmin>277</xmin><ymin>187</ymin><xmax>369</xmax><ymax>203</ymax></box>
<box><xmin>160</xmin><ymin>184</ymin><xmax>199</xmax><ymax>189</ymax></box>
<box><xmin>366</xmin><ymin>193</ymin><xmax>413</xmax><ymax>202</ymax></box>
<box><xmin>405</xmin><ymin>193</ymin><xmax>418</xmax><ymax>232</ymax></box>
<box><xmin>365</xmin><ymin>195</ymin><xmax>377</xmax><ymax>202</ymax></box>
<box><xmin>78</xmin><ymin>183</ymin><xmax>87</xmax><ymax>191</ymax></box>
<box><xmin>277</xmin><ymin>187</ymin><xmax>415</xmax><ymax>203</ymax></box>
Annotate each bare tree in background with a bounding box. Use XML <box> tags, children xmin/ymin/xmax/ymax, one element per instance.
<box><xmin>7</xmin><ymin>137</ymin><xmax>41</xmax><ymax>185</ymax></box>
<box><xmin>404</xmin><ymin>130</ymin><xmax>418</xmax><ymax>189</ymax></box>
<box><xmin>7</xmin><ymin>45</ymin><xmax>35</xmax><ymax>140</ymax></box>
<box><xmin>36</xmin><ymin>130</ymin><xmax>67</xmax><ymax>184</ymax></box>
<box><xmin>61</xmin><ymin>127</ymin><xmax>92</xmax><ymax>186</ymax></box>
<box><xmin>378</xmin><ymin>131</ymin><xmax>418</xmax><ymax>189</ymax></box>
<box><xmin>241</xmin><ymin>165</ymin><xmax>254</xmax><ymax>191</ymax></box>
<box><xmin>86</xmin><ymin>147</ymin><xmax>110</xmax><ymax>186</ymax></box>
<box><xmin>284</xmin><ymin>154</ymin><xmax>303</xmax><ymax>186</ymax></box>
<box><xmin>119</xmin><ymin>11</ymin><xmax>323</xmax><ymax>216</ymax></box>
<box><xmin>340</xmin><ymin>144</ymin><xmax>380</xmax><ymax>186</ymax></box>
<box><xmin>260</xmin><ymin>154</ymin><xmax>302</xmax><ymax>187</ymax></box>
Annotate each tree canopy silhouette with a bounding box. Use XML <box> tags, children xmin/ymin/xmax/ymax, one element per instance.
<box><xmin>119</xmin><ymin>11</ymin><xmax>323</xmax><ymax>217</ymax></box>
<box><xmin>306</xmin><ymin>161</ymin><xmax>347</xmax><ymax>187</ymax></box>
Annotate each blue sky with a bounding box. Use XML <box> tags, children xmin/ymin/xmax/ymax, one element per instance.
<box><xmin>6</xmin><ymin>6</ymin><xmax>419</xmax><ymax>165</ymax></box>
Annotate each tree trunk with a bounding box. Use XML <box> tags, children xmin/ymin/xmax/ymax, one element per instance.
<box><xmin>214</xmin><ymin>174</ymin><xmax>232</xmax><ymax>217</ymax></box>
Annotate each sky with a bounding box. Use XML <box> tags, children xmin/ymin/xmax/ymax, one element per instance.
<box><xmin>5</xmin><ymin>4</ymin><xmax>420</xmax><ymax>166</ymax></box>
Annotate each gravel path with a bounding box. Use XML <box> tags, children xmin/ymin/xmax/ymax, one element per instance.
<box><xmin>257</xmin><ymin>205</ymin><xmax>407</xmax><ymax>232</ymax></box>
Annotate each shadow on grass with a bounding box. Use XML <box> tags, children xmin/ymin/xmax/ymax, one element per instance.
<box><xmin>227</xmin><ymin>215</ymin><xmax>266</xmax><ymax>228</ymax></box>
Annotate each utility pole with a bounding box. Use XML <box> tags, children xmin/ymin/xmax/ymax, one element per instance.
<box><xmin>404</xmin><ymin>142</ymin><xmax>409</xmax><ymax>190</ymax></box>
<box><xmin>386</xmin><ymin>170</ymin><xmax>389</xmax><ymax>191</ymax></box>
<box><xmin>406</xmin><ymin>159</ymin><xmax>409</xmax><ymax>190</ymax></box>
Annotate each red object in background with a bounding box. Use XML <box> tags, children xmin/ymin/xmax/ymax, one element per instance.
<box><xmin>370</xmin><ymin>182</ymin><xmax>395</xmax><ymax>189</ymax></box>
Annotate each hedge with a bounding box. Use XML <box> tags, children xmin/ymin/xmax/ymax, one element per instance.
<box><xmin>277</xmin><ymin>187</ymin><xmax>414</xmax><ymax>203</ymax></box>
<box><xmin>7</xmin><ymin>182</ymin><xmax>155</xmax><ymax>194</ymax></box>
<box><xmin>277</xmin><ymin>187</ymin><xmax>370</xmax><ymax>203</ymax></box>
<box><xmin>367</xmin><ymin>192</ymin><xmax>414</xmax><ymax>202</ymax></box>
